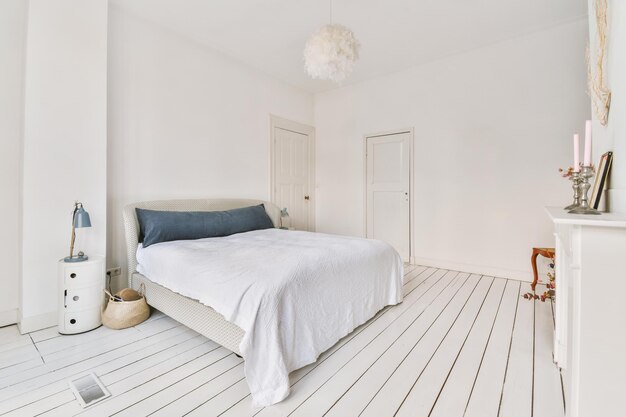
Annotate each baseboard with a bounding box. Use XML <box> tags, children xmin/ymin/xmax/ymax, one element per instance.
<box><xmin>18</xmin><ymin>311</ymin><xmax>57</xmax><ymax>334</ymax></box>
<box><xmin>0</xmin><ymin>309</ymin><xmax>18</xmax><ymax>327</ymax></box>
<box><xmin>411</xmin><ymin>257</ymin><xmax>533</xmax><ymax>283</ymax></box>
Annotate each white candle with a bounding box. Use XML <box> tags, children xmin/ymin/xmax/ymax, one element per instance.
<box><xmin>573</xmin><ymin>133</ymin><xmax>580</xmax><ymax>172</ymax></box>
<box><xmin>583</xmin><ymin>120</ymin><xmax>592</xmax><ymax>166</ymax></box>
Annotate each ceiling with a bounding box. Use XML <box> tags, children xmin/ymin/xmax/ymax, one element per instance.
<box><xmin>111</xmin><ymin>0</ymin><xmax>588</xmax><ymax>93</ymax></box>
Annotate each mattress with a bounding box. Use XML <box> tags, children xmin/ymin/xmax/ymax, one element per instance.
<box><xmin>136</xmin><ymin>228</ymin><xmax>403</xmax><ymax>406</ymax></box>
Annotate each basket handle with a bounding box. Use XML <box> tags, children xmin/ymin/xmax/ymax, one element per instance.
<box><xmin>138</xmin><ymin>282</ymin><xmax>146</xmax><ymax>298</ymax></box>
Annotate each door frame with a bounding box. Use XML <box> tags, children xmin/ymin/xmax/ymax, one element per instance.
<box><xmin>270</xmin><ymin>115</ymin><xmax>316</xmax><ymax>231</ymax></box>
<box><xmin>363</xmin><ymin>128</ymin><xmax>415</xmax><ymax>263</ymax></box>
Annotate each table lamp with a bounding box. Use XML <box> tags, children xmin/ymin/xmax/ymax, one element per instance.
<box><xmin>64</xmin><ymin>202</ymin><xmax>91</xmax><ymax>262</ymax></box>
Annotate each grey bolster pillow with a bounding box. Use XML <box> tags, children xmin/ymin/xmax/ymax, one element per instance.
<box><xmin>136</xmin><ymin>204</ymin><xmax>274</xmax><ymax>247</ymax></box>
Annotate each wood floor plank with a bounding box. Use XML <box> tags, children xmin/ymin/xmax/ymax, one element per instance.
<box><xmin>0</xmin><ymin>335</ymin><xmax>34</xmax><ymax>355</ymax></box>
<box><xmin>0</xmin><ymin>327</ymin><xmax>28</xmax><ymax>349</ymax></box>
<box><xmin>359</xmin><ymin>274</ymin><xmax>482</xmax><ymax>417</ymax></box>
<box><xmin>188</xmin><ymin>378</ymin><xmax>250</xmax><ymax>417</ymax></box>
<box><xmin>412</xmin><ymin>277</ymin><xmax>506</xmax><ymax>417</ymax></box>
<box><xmin>426</xmin><ymin>278</ymin><xmax>506</xmax><ymax>417</ymax></box>
<box><xmin>464</xmin><ymin>280</ymin><xmax>520</xmax><ymax>417</ymax></box>
<box><xmin>291</xmin><ymin>270</ymin><xmax>464</xmax><ymax>417</ymax></box>
<box><xmin>28</xmin><ymin>327</ymin><xmax>60</xmax><ymax>344</ymax></box>
<box><xmin>394</xmin><ymin>276</ymin><xmax>496</xmax><ymax>416</ymax></box>
<box><xmin>0</xmin><ymin>344</ymin><xmax>40</xmax><ymax>371</ymax></box>
<box><xmin>533</xmin><ymin>285</ymin><xmax>564</xmax><ymax>417</ymax></box>
<box><xmin>0</xmin><ymin>317</ymin><xmax>181</xmax><ymax>402</ymax></box>
<box><xmin>0</xmin><ymin>358</ymin><xmax>44</xmax><ymax>381</ymax></box>
<box><xmin>150</xmin><ymin>364</ymin><xmax>246</xmax><ymax>417</ymax></box>
<box><xmin>115</xmin><ymin>356</ymin><xmax>243</xmax><ymax>416</ymax></box>
<box><xmin>3</xmin><ymin>328</ymin><xmax>202</xmax><ymax>416</ymax></box>
<box><xmin>35</xmin><ymin>324</ymin><xmax>141</xmax><ymax>359</ymax></box>
<box><xmin>290</xmin><ymin>270</ymin><xmax>462</xmax><ymax>416</ymax></box>
<box><xmin>402</xmin><ymin>266</ymin><xmax>427</xmax><ymax>285</ymax></box>
<box><xmin>78</xmin><ymin>348</ymin><xmax>235</xmax><ymax>417</ymax></box>
<box><xmin>498</xmin><ymin>282</ymin><xmax>534</xmax><ymax>417</ymax></box>
<box><xmin>40</xmin><ymin>343</ymin><xmax>223</xmax><ymax>417</ymax></box>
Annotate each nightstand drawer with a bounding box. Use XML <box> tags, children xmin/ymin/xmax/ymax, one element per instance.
<box><xmin>60</xmin><ymin>262</ymin><xmax>104</xmax><ymax>288</ymax></box>
<box><xmin>64</xmin><ymin>286</ymin><xmax>105</xmax><ymax>312</ymax></box>
<box><xmin>61</xmin><ymin>306</ymin><xmax>102</xmax><ymax>334</ymax></box>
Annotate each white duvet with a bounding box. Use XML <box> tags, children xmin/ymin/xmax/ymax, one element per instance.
<box><xmin>136</xmin><ymin>228</ymin><xmax>403</xmax><ymax>406</ymax></box>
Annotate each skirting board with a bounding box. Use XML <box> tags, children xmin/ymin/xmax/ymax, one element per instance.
<box><xmin>412</xmin><ymin>257</ymin><xmax>532</xmax><ymax>283</ymax></box>
<box><xmin>18</xmin><ymin>311</ymin><xmax>57</xmax><ymax>334</ymax></box>
<box><xmin>0</xmin><ymin>309</ymin><xmax>18</xmax><ymax>327</ymax></box>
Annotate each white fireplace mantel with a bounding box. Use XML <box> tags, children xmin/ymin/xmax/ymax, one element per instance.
<box><xmin>546</xmin><ymin>207</ymin><xmax>626</xmax><ymax>417</ymax></box>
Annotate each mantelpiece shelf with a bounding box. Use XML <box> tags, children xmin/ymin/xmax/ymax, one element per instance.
<box><xmin>546</xmin><ymin>206</ymin><xmax>626</xmax><ymax>228</ymax></box>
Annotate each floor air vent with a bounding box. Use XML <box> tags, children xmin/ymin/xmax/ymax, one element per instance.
<box><xmin>68</xmin><ymin>373</ymin><xmax>111</xmax><ymax>408</ymax></box>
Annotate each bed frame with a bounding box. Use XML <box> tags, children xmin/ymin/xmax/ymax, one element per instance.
<box><xmin>123</xmin><ymin>198</ymin><xmax>281</xmax><ymax>355</ymax></box>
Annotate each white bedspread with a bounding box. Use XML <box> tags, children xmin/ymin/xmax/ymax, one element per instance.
<box><xmin>136</xmin><ymin>228</ymin><xmax>403</xmax><ymax>406</ymax></box>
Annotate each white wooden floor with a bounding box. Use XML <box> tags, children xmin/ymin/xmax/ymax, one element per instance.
<box><xmin>0</xmin><ymin>266</ymin><xmax>564</xmax><ymax>417</ymax></box>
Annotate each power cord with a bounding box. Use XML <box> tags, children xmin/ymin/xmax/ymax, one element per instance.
<box><xmin>106</xmin><ymin>270</ymin><xmax>112</xmax><ymax>293</ymax></box>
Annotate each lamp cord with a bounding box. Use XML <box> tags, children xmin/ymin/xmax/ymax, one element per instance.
<box><xmin>106</xmin><ymin>271</ymin><xmax>112</xmax><ymax>293</ymax></box>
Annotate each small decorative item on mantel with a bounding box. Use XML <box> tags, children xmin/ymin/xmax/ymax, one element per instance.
<box><xmin>562</xmin><ymin>132</ymin><xmax>582</xmax><ymax>210</ymax></box>
<box><xmin>590</xmin><ymin>151</ymin><xmax>613</xmax><ymax>210</ymax></box>
<box><xmin>569</xmin><ymin>121</ymin><xmax>600</xmax><ymax>215</ymax></box>
<box><xmin>560</xmin><ymin>166</ymin><xmax>582</xmax><ymax>210</ymax></box>
<box><xmin>562</xmin><ymin>121</ymin><xmax>601</xmax><ymax>215</ymax></box>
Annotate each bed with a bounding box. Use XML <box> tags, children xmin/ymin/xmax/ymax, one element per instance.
<box><xmin>123</xmin><ymin>198</ymin><xmax>403</xmax><ymax>406</ymax></box>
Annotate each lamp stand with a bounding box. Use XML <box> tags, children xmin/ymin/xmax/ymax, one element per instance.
<box><xmin>64</xmin><ymin>202</ymin><xmax>89</xmax><ymax>262</ymax></box>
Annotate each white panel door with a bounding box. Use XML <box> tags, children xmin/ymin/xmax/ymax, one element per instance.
<box><xmin>366</xmin><ymin>132</ymin><xmax>411</xmax><ymax>261</ymax></box>
<box><xmin>273</xmin><ymin>126</ymin><xmax>311</xmax><ymax>231</ymax></box>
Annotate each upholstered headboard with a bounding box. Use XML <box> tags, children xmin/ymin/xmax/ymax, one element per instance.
<box><xmin>122</xmin><ymin>199</ymin><xmax>281</xmax><ymax>286</ymax></box>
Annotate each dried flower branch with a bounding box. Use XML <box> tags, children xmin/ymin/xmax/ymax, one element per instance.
<box><xmin>559</xmin><ymin>167</ymin><xmax>574</xmax><ymax>178</ymax></box>
<box><xmin>523</xmin><ymin>256</ymin><xmax>556</xmax><ymax>303</ymax></box>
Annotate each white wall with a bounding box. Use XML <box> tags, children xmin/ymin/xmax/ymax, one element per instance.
<box><xmin>0</xmin><ymin>0</ymin><xmax>28</xmax><ymax>326</ymax></box>
<box><xmin>20</xmin><ymin>0</ymin><xmax>108</xmax><ymax>333</ymax></box>
<box><xmin>107</xmin><ymin>7</ymin><xmax>314</xmax><ymax>289</ymax></box>
<box><xmin>315</xmin><ymin>19</ymin><xmax>590</xmax><ymax>281</ymax></box>
<box><xmin>589</xmin><ymin>1</ymin><xmax>626</xmax><ymax>212</ymax></box>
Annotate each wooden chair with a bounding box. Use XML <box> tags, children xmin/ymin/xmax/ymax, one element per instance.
<box><xmin>531</xmin><ymin>247</ymin><xmax>555</xmax><ymax>291</ymax></box>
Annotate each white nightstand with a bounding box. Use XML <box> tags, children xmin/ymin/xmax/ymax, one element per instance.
<box><xmin>58</xmin><ymin>255</ymin><xmax>105</xmax><ymax>334</ymax></box>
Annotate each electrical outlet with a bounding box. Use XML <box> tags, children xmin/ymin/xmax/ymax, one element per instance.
<box><xmin>107</xmin><ymin>267</ymin><xmax>121</xmax><ymax>277</ymax></box>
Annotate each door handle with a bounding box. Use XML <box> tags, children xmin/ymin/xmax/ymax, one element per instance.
<box><xmin>304</xmin><ymin>195</ymin><xmax>310</xmax><ymax>200</ymax></box>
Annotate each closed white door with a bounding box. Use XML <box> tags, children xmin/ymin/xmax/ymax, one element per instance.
<box><xmin>272</xmin><ymin>119</ymin><xmax>314</xmax><ymax>231</ymax></box>
<box><xmin>366</xmin><ymin>132</ymin><xmax>411</xmax><ymax>261</ymax></box>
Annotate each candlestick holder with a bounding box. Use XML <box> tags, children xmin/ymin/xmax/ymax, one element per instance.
<box><xmin>568</xmin><ymin>165</ymin><xmax>600</xmax><ymax>215</ymax></box>
<box><xmin>564</xmin><ymin>171</ymin><xmax>581</xmax><ymax>210</ymax></box>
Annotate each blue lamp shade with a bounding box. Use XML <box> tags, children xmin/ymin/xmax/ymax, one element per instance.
<box><xmin>74</xmin><ymin>207</ymin><xmax>92</xmax><ymax>228</ymax></box>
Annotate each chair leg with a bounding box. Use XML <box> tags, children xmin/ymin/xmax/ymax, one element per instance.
<box><xmin>531</xmin><ymin>249</ymin><xmax>540</xmax><ymax>291</ymax></box>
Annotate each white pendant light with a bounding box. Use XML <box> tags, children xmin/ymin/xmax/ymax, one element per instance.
<box><xmin>303</xmin><ymin>0</ymin><xmax>360</xmax><ymax>83</ymax></box>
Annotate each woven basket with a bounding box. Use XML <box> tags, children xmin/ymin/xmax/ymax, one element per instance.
<box><xmin>102</xmin><ymin>284</ymin><xmax>150</xmax><ymax>330</ymax></box>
